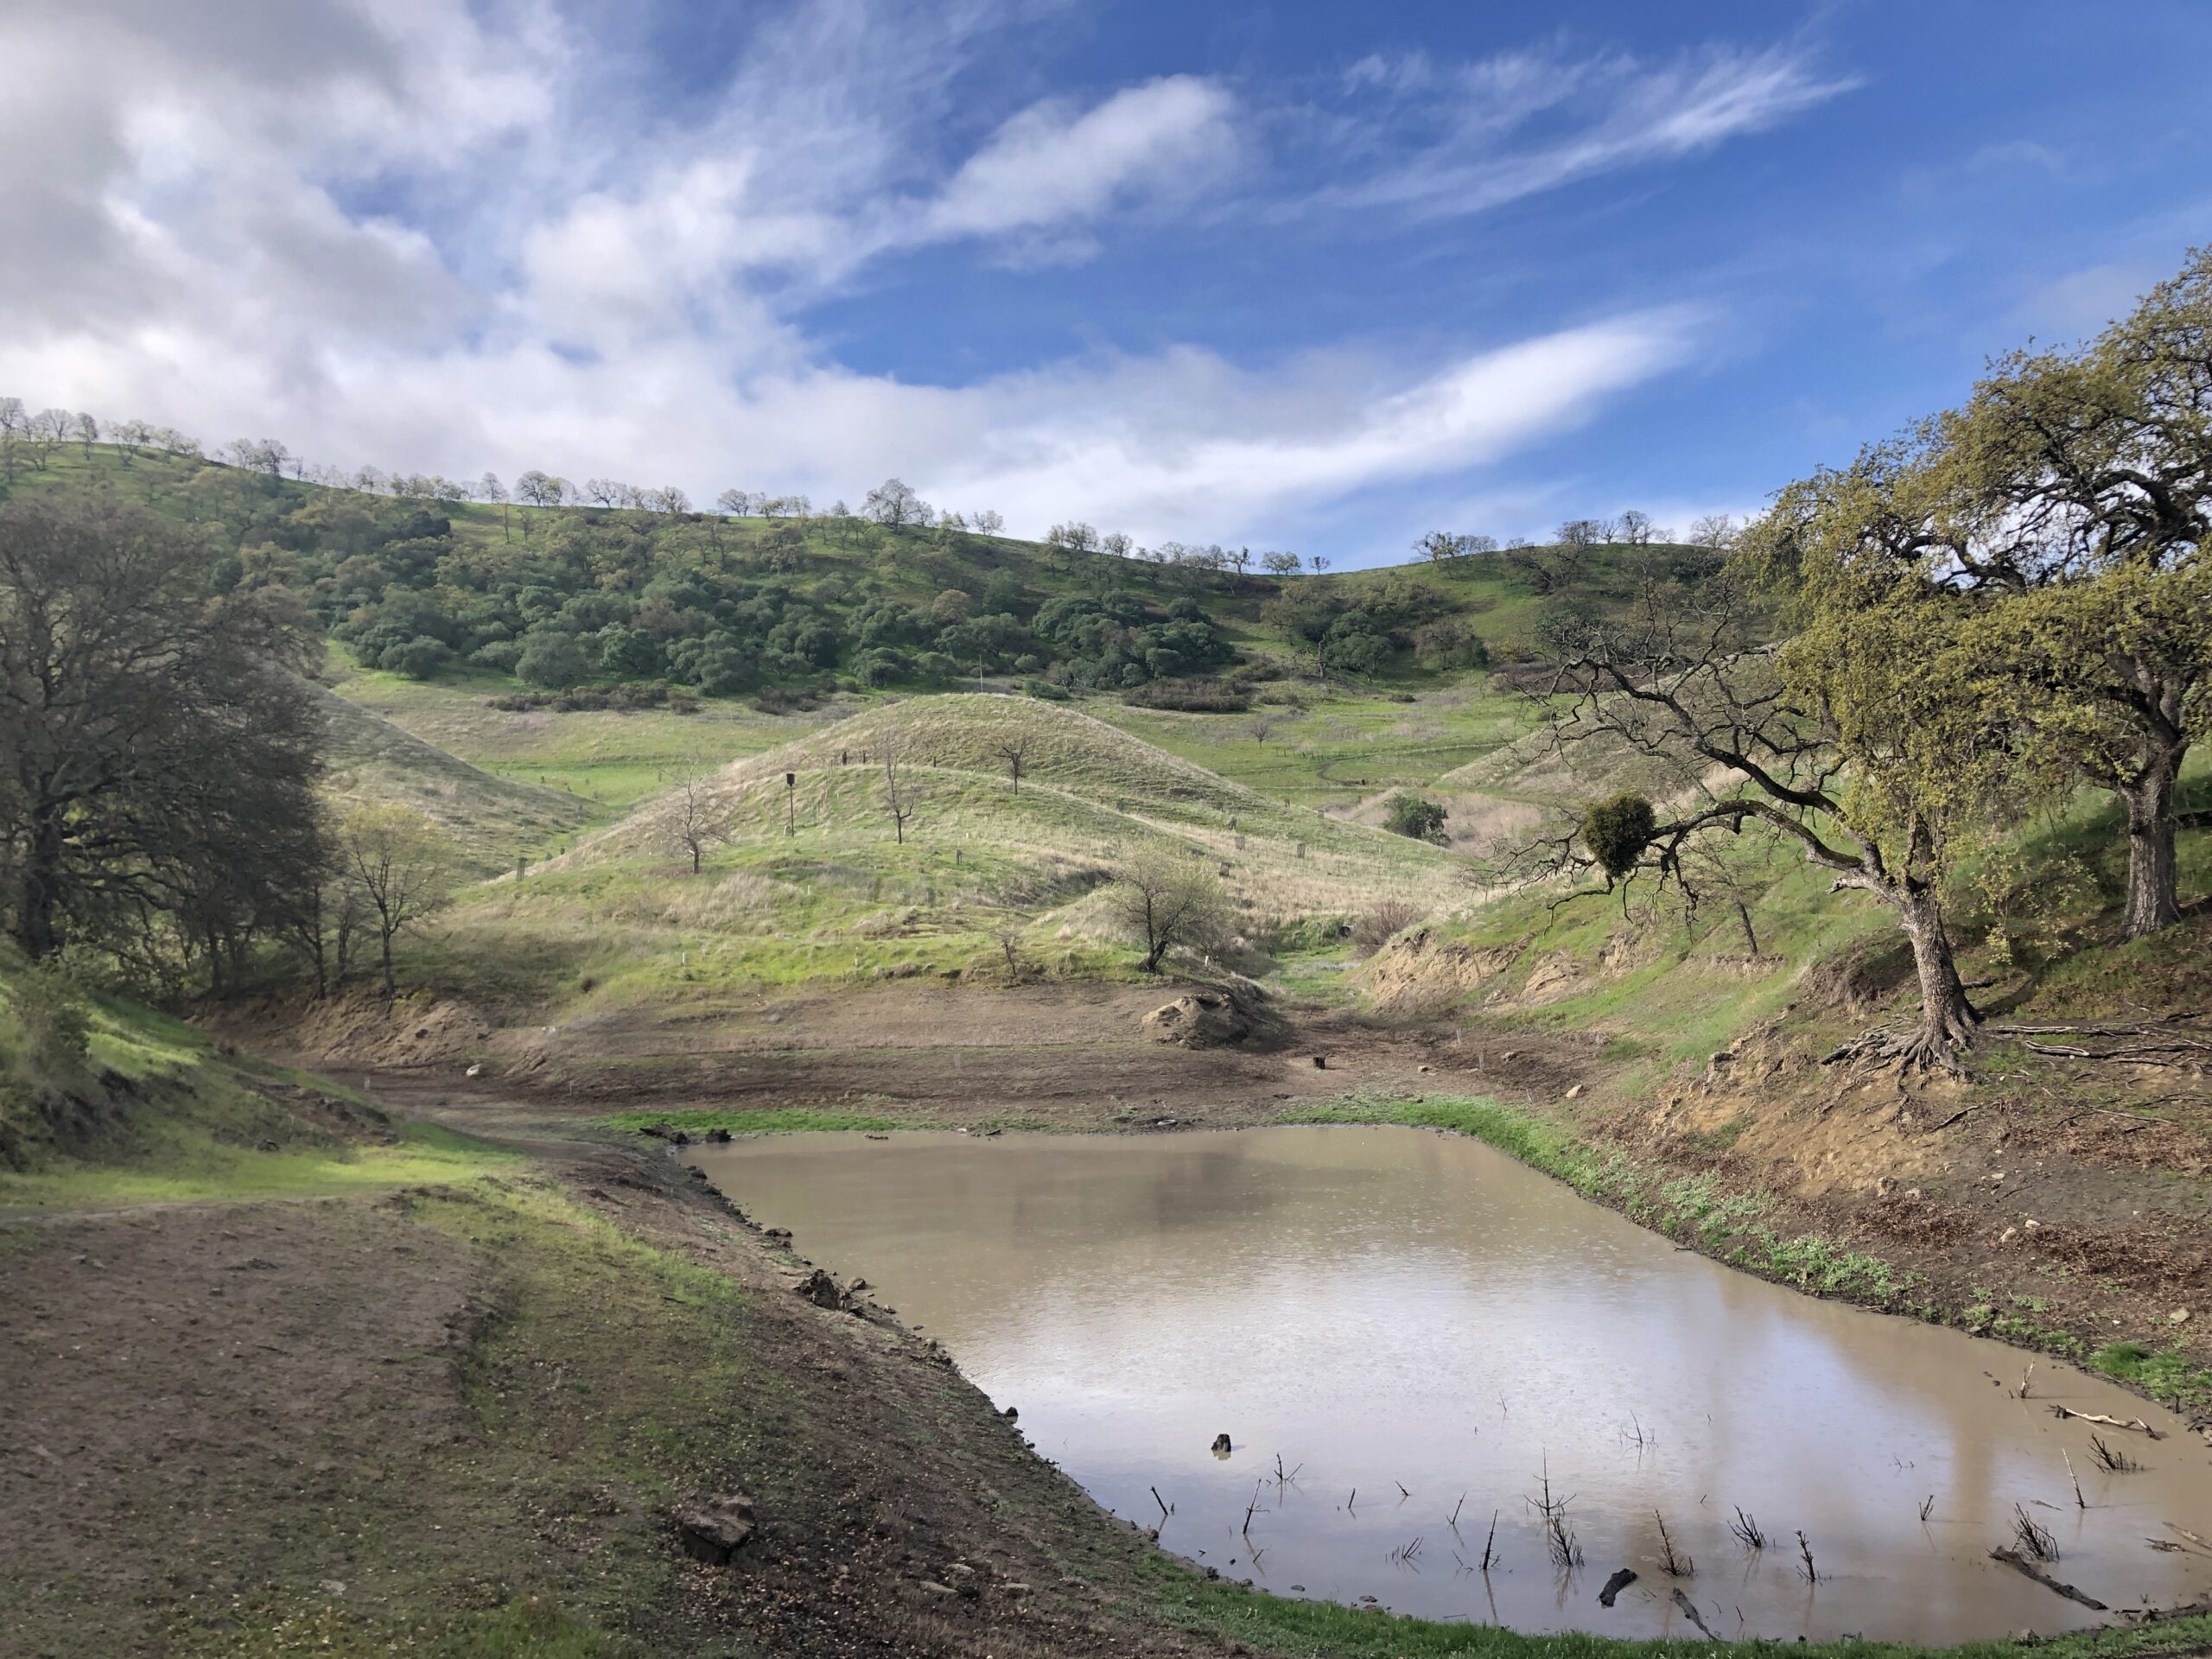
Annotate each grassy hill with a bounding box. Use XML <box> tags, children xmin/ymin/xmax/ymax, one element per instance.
<box><xmin>10</xmin><ymin>441</ymin><xmax>1700</xmax><ymax>699</ymax></box>
<box><xmin>413</xmin><ymin>694</ymin><xmax>1463</xmax><ymax>1013</ymax></box>
<box><xmin>315</xmin><ymin>683</ymin><xmax>600</xmax><ymax>871</ymax></box>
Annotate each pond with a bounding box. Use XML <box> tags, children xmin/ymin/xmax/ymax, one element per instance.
<box><xmin>690</xmin><ymin>1125</ymin><xmax>2212</xmax><ymax>1642</ymax></box>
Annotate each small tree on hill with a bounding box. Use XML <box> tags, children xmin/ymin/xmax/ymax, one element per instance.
<box><xmin>338</xmin><ymin>804</ymin><xmax>454</xmax><ymax>998</ymax></box>
<box><xmin>996</xmin><ymin>734</ymin><xmax>1031</xmax><ymax>794</ymax></box>
<box><xmin>1109</xmin><ymin>849</ymin><xmax>1232</xmax><ymax>973</ymax></box>
<box><xmin>882</xmin><ymin>734</ymin><xmax>922</xmax><ymax>843</ymax></box>
<box><xmin>664</xmin><ymin>755</ymin><xmax>730</xmax><ymax>873</ymax></box>
<box><xmin>1382</xmin><ymin>791</ymin><xmax>1449</xmax><ymax>844</ymax></box>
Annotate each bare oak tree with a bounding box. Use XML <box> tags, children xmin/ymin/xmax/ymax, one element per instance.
<box><xmin>664</xmin><ymin>757</ymin><xmax>731</xmax><ymax>873</ymax></box>
<box><xmin>337</xmin><ymin>804</ymin><xmax>454</xmax><ymax>997</ymax></box>
<box><xmin>1108</xmin><ymin>849</ymin><xmax>1232</xmax><ymax>973</ymax></box>
<box><xmin>882</xmin><ymin>734</ymin><xmax>922</xmax><ymax>843</ymax></box>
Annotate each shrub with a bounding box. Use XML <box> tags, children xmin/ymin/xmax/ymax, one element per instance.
<box><xmin>1023</xmin><ymin>678</ymin><xmax>1070</xmax><ymax>701</ymax></box>
<box><xmin>378</xmin><ymin>634</ymin><xmax>450</xmax><ymax>679</ymax></box>
<box><xmin>516</xmin><ymin>630</ymin><xmax>594</xmax><ymax>690</ymax></box>
<box><xmin>1349</xmin><ymin>900</ymin><xmax>1421</xmax><ymax>957</ymax></box>
<box><xmin>1121</xmin><ymin>677</ymin><xmax>1251</xmax><ymax>712</ymax></box>
<box><xmin>1382</xmin><ymin>791</ymin><xmax>1449</xmax><ymax>844</ymax></box>
<box><xmin>3</xmin><ymin>962</ymin><xmax>92</xmax><ymax>1075</ymax></box>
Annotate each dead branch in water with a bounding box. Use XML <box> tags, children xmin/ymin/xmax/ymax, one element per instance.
<box><xmin>1655</xmin><ymin>1510</ymin><xmax>1694</xmax><ymax>1577</ymax></box>
<box><xmin>1670</xmin><ymin>1588</ymin><xmax>1719</xmax><ymax>1638</ymax></box>
<box><xmin>1919</xmin><ymin>1493</ymin><xmax>1936</xmax><ymax>1522</ymax></box>
<box><xmin>1530</xmin><ymin>1460</ymin><xmax>1584</xmax><ymax>1571</ymax></box>
<box><xmin>2012</xmin><ymin>1504</ymin><xmax>2058</xmax><ymax>1560</ymax></box>
<box><xmin>1728</xmin><ymin>1507</ymin><xmax>1766</xmax><ymax>1551</ymax></box>
<box><xmin>1480</xmin><ymin>1509</ymin><xmax>1499</xmax><ymax>1572</ymax></box>
<box><xmin>1243</xmin><ymin>1482</ymin><xmax>1262</xmax><ymax>1538</ymax></box>
<box><xmin>2063</xmin><ymin>1448</ymin><xmax>2085</xmax><ymax>1510</ymax></box>
<box><xmin>1990</xmin><ymin>1548</ymin><xmax>2108</xmax><ymax>1610</ymax></box>
<box><xmin>1151</xmin><ymin>1486</ymin><xmax>1172</xmax><ymax>1523</ymax></box>
<box><xmin>2050</xmin><ymin>1404</ymin><xmax>2160</xmax><ymax>1438</ymax></box>
<box><xmin>1795</xmin><ymin>1529</ymin><xmax>1818</xmax><ymax>1584</ymax></box>
<box><xmin>1449</xmin><ymin>1491</ymin><xmax>1465</xmax><ymax>1529</ymax></box>
<box><xmin>2089</xmin><ymin>1434</ymin><xmax>2145</xmax><ymax>1472</ymax></box>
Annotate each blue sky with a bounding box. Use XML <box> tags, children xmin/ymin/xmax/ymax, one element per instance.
<box><xmin>5</xmin><ymin>1</ymin><xmax>2209</xmax><ymax>566</ymax></box>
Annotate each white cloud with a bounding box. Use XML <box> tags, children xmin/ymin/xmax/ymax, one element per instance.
<box><xmin>2008</xmin><ymin>262</ymin><xmax>2152</xmax><ymax>343</ymax></box>
<box><xmin>1320</xmin><ymin>43</ymin><xmax>1855</xmax><ymax>219</ymax></box>
<box><xmin>0</xmin><ymin>2</ymin><xmax>1752</xmax><ymax>554</ymax></box>
<box><xmin>924</xmin><ymin>76</ymin><xmax>1240</xmax><ymax>240</ymax></box>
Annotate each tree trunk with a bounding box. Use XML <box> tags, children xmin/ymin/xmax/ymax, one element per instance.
<box><xmin>1732</xmin><ymin>899</ymin><xmax>1759</xmax><ymax>957</ymax></box>
<box><xmin>1898</xmin><ymin>887</ymin><xmax>1980</xmax><ymax>1065</ymax></box>
<box><xmin>16</xmin><ymin>814</ymin><xmax>64</xmax><ymax>960</ymax></box>
<box><xmin>2119</xmin><ymin>760</ymin><xmax>2181</xmax><ymax>940</ymax></box>
<box><xmin>378</xmin><ymin>928</ymin><xmax>397</xmax><ymax>998</ymax></box>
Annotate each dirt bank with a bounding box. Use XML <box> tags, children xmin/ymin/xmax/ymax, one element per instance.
<box><xmin>0</xmin><ymin>1105</ymin><xmax>1256</xmax><ymax>1657</ymax></box>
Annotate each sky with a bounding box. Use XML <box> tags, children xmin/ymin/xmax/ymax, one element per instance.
<box><xmin>3</xmin><ymin>1</ymin><xmax>2209</xmax><ymax>568</ymax></box>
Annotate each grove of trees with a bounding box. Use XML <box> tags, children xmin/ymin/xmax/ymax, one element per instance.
<box><xmin>1532</xmin><ymin>248</ymin><xmax>2211</xmax><ymax>1069</ymax></box>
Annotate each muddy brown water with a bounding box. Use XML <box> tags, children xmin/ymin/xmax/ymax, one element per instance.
<box><xmin>690</xmin><ymin>1126</ymin><xmax>2212</xmax><ymax>1642</ymax></box>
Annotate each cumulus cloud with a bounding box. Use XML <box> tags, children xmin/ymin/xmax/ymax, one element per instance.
<box><xmin>0</xmin><ymin>3</ymin><xmax>1790</xmax><ymax>551</ymax></box>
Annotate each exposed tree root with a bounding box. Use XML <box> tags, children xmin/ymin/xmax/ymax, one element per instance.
<box><xmin>1821</xmin><ymin>1023</ymin><xmax>1973</xmax><ymax>1075</ymax></box>
<box><xmin>1991</xmin><ymin>1011</ymin><xmax>2209</xmax><ymax>1063</ymax></box>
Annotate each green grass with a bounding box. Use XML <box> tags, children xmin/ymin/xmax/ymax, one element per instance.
<box><xmin>1097</xmin><ymin>682</ymin><xmax>1539</xmax><ymax>813</ymax></box>
<box><xmin>2092</xmin><ymin>1340</ymin><xmax>2212</xmax><ymax>1410</ymax></box>
<box><xmin>601</xmin><ymin>1106</ymin><xmax>907</xmax><ymax>1135</ymax></box>
<box><xmin>1161</xmin><ymin>1560</ymin><xmax>2212</xmax><ymax>1657</ymax></box>
<box><xmin>327</xmin><ymin>649</ymin><xmax>841</xmax><ymax>813</ymax></box>
<box><xmin>0</xmin><ymin>1116</ymin><xmax>517</xmax><ymax>1212</ymax></box>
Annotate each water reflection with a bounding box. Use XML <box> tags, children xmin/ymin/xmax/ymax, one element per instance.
<box><xmin>692</xmin><ymin>1126</ymin><xmax>2212</xmax><ymax>1641</ymax></box>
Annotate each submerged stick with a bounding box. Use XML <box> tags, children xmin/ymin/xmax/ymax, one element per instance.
<box><xmin>1670</xmin><ymin>1588</ymin><xmax>1718</xmax><ymax>1639</ymax></box>
<box><xmin>1989</xmin><ymin>1548</ymin><xmax>2108</xmax><ymax>1610</ymax></box>
<box><xmin>2063</xmin><ymin>1448</ymin><xmax>2085</xmax><ymax>1510</ymax></box>
<box><xmin>2050</xmin><ymin>1404</ymin><xmax>2160</xmax><ymax>1438</ymax></box>
<box><xmin>1480</xmin><ymin>1509</ymin><xmax>1499</xmax><ymax>1572</ymax></box>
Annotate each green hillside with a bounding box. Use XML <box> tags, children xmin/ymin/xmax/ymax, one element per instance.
<box><xmin>315</xmin><ymin>683</ymin><xmax>599</xmax><ymax>871</ymax></box>
<box><xmin>10</xmin><ymin>442</ymin><xmax>1700</xmax><ymax>709</ymax></box>
<box><xmin>417</xmin><ymin>694</ymin><xmax>1463</xmax><ymax>1012</ymax></box>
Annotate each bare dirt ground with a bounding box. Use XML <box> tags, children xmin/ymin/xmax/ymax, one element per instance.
<box><xmin>0</xmin><ymin>1097</ymin><xmax>1259</xmax><ymax>1657</ymax></box>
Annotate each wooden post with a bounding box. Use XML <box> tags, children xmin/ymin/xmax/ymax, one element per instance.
<box><xmin>785</xmin><ymin>772</ymin><xmax>796</xmax><ymax>836</ymax></box>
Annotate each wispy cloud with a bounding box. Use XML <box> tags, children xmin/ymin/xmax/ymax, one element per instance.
<box><xmin>923</xmin><ymin>76</ymin><xmax>1240</xmax><ymax>242</ymax></box>
<box><xmin>1313</xmin><ymin>42</ymin><xmax>1856</xmax><ymax>220</ymax></box>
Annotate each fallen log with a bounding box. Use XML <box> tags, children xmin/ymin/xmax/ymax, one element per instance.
<box><xmin>1598</xmin><ymin>1567</ymin><xmax>1637</xmax><ymax>1607</ymax></box>
<box><xmin>1991</xmin><ymin>1548</ymin><xmax>2107</xmax><ymax>1610</ymax></box>
<box><xmin>2050</xmin><ymin>1404</ymin><xmax>2162</xmax><ymax>1439</ymax></box>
